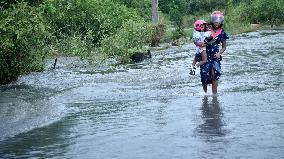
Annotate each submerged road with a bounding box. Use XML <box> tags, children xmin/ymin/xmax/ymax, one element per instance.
<box><xmin>0</xmin><ymin>28</ymin><xmax>283</xmax><ymax>159</ymax></box>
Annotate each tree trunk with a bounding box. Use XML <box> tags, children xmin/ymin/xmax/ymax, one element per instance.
<box><xmin>151</xmin><ymin>0</ymin><xmax>159</xmax><ymax>24</ymax></box>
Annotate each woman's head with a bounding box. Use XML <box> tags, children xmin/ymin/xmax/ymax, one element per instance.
<box><xmin>194</xmin><ymin>19</ymin><xmax>207</xmax><ymax>31</ymax></box>
<box><xmin>210</xmin><ymin>11</ymin><xmax>224</xmax><ymax>29</ymax></box>
<box><xmin>213</xmin><ymin>22</ymin><xmax>221</xmax><ymax>29</ymax></box>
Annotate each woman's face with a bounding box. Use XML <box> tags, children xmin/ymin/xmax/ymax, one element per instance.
<box><xmin>213</xmin><ymin>23</ymin><xmax>221</xmax><ymax>29</ymax></box>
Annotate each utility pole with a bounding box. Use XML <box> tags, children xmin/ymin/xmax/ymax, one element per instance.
<box><xmin>152</xmin><ymin>0</ymin><xmax>159</xmax><ymax>24</ymax></box>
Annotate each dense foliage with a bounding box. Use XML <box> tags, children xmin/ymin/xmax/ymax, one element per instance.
<box><xmin>99</xmin><ymin>20</ymin><xmax>152</xmax><ymax>63</ymax></box>
<box><xmin>236</xmin><ymin>0</ymin><xmax>284</xmax><ymax>25</ymax></box>
<box><xmin>114</xmin><ymin>0</ymin><xmax>152</xmax><ymax>21</ymax></box>
<box><xmin>43</xmin><ymin>0</ymin><xmax>143</xmax><ymax>46</ymax></box>
<box><xmin>0</xmin><ymin>0</ymin><xmax>153</xmax><ymax>84</ymax></box>
<box><xmin>0</xmin><ymin>2</ymin><xmax>49</xmax><ymax>85</ymax></box>
<box><xmin>0</xmin><ymin>0</ymin><xmax>283</xmax><ymax>85</ymax></box>
<box><xmin>159</xmin><ymin>0</ymin><xmax>284</xmax><ymax>37</ymax></box>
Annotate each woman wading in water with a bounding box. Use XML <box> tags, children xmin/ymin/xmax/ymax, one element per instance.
<box><xmin>200</xmin><ymin>11</ymin><xmax>229</xmax><ymax>94</ymax></box>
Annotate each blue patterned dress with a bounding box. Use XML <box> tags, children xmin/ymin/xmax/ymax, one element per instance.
<box><xmin>197</xmin><ymin>29</ymin><xmax>229</xmax><ymax>84</ymax></box>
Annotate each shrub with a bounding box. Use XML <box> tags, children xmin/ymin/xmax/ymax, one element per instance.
<box><xmin>99</xmin><ymin>20</ymin><xmax>152</xmax><ymax>63</ymax></box>
<box><xmin>150</xmin><ymin>23</ymin><xmax>166</xmax><ymax>47</ymax></box>
<box><xmin>43</xmin><ymin>0</ymin><xmax>142</xmax><ymax>47</ymax></box>
<box><xmin>0</xmin><ymin>2</ymin><xmax>49</xmax><ymax>84</ymax></box>
<box><xmin>252</xmin><ymin>0</ymin><xmax>284</xmax><ymax>25</ymax></box>
<box><xmin>114</xmin><ymin>0</ymin><xmax>152</xmax><ymax>21</ymax></box>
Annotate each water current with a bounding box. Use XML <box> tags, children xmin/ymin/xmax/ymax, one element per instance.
<box><xmin>0</xmin><ymin>28</ymin><xmax>283</xmax><ymax>159</ymax></box>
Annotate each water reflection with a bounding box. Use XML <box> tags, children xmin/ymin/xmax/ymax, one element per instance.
<box><xmin>195</xmin><ymin>96</ymin><xmax>226</xmax><ymax>141</ymax></box>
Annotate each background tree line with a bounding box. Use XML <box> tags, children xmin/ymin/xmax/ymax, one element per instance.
<box><xmin>0</xmin><ymin>0</ymin><xmax>283</xmax><ymax>85</ymax></box>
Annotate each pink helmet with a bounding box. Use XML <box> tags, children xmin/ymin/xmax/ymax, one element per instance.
<box><xmin>194</xmin><ymin>19</ymin><xmax>207</xmax><ymax>31</ymax></box>
<box><xmin>210</xmin><ymin>10</ymin><xmax>224</xmax><ymax>24</ymax></box>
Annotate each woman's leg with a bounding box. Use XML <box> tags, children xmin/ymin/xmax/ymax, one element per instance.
<box><xmin>210</xmin><ymin>68</ymin><xmax>218</xmax><ymax>94</ymax></box>
<box><xmin>212</xmin><ymin>80</ymin><xmax>218</xmax><ymax>94</ymax></box>
<box><xmin>202</xmin><ymin>82</ymin><xmax>207</xmax><ymax>93</ymax></box>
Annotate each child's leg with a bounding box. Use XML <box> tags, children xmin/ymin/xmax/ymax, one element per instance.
<box><xmin>196</xmin><ymin>49</ymin><xmax>207</xmax><ymax>67</ymax></box>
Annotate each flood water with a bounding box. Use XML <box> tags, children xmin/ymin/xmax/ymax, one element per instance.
<box><xmin>0</xmin><ymin>28</ymin><xmax>283</xmax><ymax>159</ymax></box>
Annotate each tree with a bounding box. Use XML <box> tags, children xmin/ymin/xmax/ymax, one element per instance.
<box><xmin>152</xmin><ymin>0</ymin><xmax>159</xmax><ymax>24</ymax></box>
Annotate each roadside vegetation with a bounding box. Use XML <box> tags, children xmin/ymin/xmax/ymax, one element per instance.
<box><xmin>1</xmin><ymin>0</ymin><xmax>283</xmax><ymax>85</ymax></box>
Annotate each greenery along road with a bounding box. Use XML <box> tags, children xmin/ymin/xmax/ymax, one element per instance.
<box><xmin>1</xmin><ymin>0</ymin><xmax>283</xmax><ymax>85</ymax></box>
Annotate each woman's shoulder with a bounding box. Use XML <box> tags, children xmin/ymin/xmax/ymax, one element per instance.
<box><xmin>221</xmin><ymin>29</ymin><xmax>229</xmax><ymax>39</ymax></box>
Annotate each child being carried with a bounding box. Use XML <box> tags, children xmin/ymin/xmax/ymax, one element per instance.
<box><xmin>190</xmin><ymin>19</ymin><xmax>211</xmax><ymax>75</ymax></box>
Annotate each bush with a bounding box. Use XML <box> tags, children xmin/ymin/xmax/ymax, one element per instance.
<box><xmin>150</xmin><ymin>23</ymin><xmax>166</xmax><ymax>46</ymax></box>
<box><xmin>114</xmin><ymin>0</ymin><xmax>152</xmax><ymax>21</ymax></box>
<box><xmin>0</xmin><ymin>2</ymin><xmax>49</xmax><ymax>84</ymax></box>
<box><xmin>252</xmin><ymin>0</ymin><xmax>284</xmax><ymax>25</ymax></box>
<box><xmin>187</xmin><ymin>0</ymin><xmax>227</xmax><ymax>14</ymax></box>
<box><xmin>47</xmin><ymin>33</ymin><xmax>91</xmax><ymax>58</ymax></box>
<box><xmin>43</xmin><ymin>0</ymin><xmax>142</xmax><ymax>47</ymax></box>
<box><xmin>226</xmin><ymin>0</ymin><xmax>284</xmax><ymax>25</ymax></box>
<box><xmin>99</xmin><ymin>20</ymin><xmax>152</xmax><ymax>63</ymax></box>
